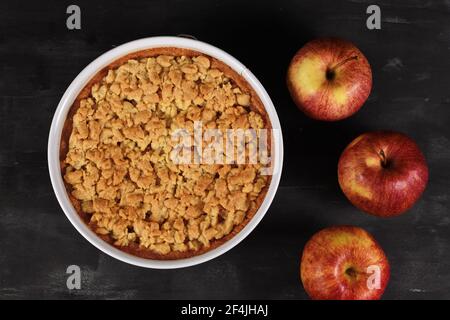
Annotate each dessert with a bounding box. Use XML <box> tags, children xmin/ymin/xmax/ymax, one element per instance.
<box><xmin>60</xmin><ymin>48</ymin><xmax>272</xmax><ymax>259</ymax></box>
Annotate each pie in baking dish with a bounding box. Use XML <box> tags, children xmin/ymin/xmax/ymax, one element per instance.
<box><xmin>60</xmin><ymin>48</ymin><xmax>272</xmax><ymax>259</ymax></box>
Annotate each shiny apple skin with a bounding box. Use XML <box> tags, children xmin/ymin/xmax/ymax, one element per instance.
<box><xmin>287</xmin><ymin>38</ymin><xmax>372</xmax><ymax>121</ymax></box>
<box><xmin>338</xmin><ymin>131</ymin><xmax>429</xmax><ymax>217</ymax></box>
<box><xmin>300</xmin><ymin>226</ymin><xmax>390</xmax><ymax>300</ymax></box>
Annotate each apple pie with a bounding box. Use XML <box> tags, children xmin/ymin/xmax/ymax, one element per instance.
<box><xmin>60</xmin><ymin>48</ymin><xmax>272</xmax><ymax>259</ymax></box>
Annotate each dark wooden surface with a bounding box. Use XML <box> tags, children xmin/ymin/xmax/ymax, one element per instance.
<box><xmin>0</xmin><ymin>0</ymin><xmax>449</xmax><ymax>299</ymax></box>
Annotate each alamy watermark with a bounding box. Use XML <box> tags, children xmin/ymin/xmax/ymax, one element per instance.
<box><xmin>366</xmin><ymin>265</ymin><xmax>381</xmax><ymax>290</ymax></box>
<box><xmin>66</xmin><ymin>5</ymin><xmax>81</xmax><ymax>30</ymax></box>
<box><xmin>65</xmin><ymin>4</ymin><xmax>381</xmax><ymax>31</ymax></box>
<box><xmin>366</xmin><ymin>5</ymin><xmax>381</xmax><ymax>30</ymax></box>
<box><xmin>66</xmin><ymin>265</ymin><xmax>81</xmax><ymax>290</ymax></box>
<box><xmin>170</xmin><ymin>121</ymin><xmax>279</xmax><ymax>176</ymax></box>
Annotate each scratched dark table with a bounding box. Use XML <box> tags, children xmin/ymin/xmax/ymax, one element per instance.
<box><xmin>0</xmin><ymin>0</ymin><xmax>449</xmax><ymax>300</ymax></box>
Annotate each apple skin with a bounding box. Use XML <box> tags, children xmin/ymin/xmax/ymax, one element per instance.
<box><xmin>300</xmin><ymin>226</ymin><xmax>390</xmax><ymax>300</ymax></box>
<box><xmin>287</xmin><ymin>38</ymin><xmax>372</xmax><ymax>121</ymax></box>
<box><xmin>338</xmin><ymin>131</ymin><xmax>429</xmax><ymax>217</ymax></box>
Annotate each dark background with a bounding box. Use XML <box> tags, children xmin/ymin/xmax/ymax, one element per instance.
<box><xmin>0</xmin><ymin>0</ymin><xmax>449</xmax><ymax>300</ymax></box>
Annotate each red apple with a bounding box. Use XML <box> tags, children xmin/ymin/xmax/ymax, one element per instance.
<box><xmin>287</xmin><ymin>38</ymin><xmax>372</xmax><ymax>121</ymax></box>
<box><xmin>300</xmin><ymin>226</ymin><xmax>390</xmax><ymax>300</ymax></box>
<box><xmin>338</xmin><ymin>131</ymin><xmax>428</xmax><ymax>217</ymax></box>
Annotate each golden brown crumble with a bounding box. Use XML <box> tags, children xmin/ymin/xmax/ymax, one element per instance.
<box><xmin>63</xmin><ymin>53</ymin><xmax>270</xmax><ymax>256</ymax></box>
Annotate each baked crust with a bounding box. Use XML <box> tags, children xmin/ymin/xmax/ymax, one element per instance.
<box><xmin>60</xmin><ymin>47</ymin><xmax>272</xmax><ymax>260</ymax></box>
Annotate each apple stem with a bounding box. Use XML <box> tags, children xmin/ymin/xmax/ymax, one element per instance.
<box><xmin>379</xmin><ymin>149</ymin><xmax>388</xmax><ymax>168</ymax></box>
<box><xmin>345</xmin><ymin>267</ymin><xmax>358</xmax><ymax>279</ymax></box>
<box><xmin>331</xmin><ymin>55</ymin><xmax>359</xmax><ymax>71</ymax></box>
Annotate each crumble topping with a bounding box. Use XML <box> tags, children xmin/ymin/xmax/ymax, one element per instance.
<box><xmin>63</xmin><ymin>53</ymin><xmax>270</xmax><ymax>256</ymax></box>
